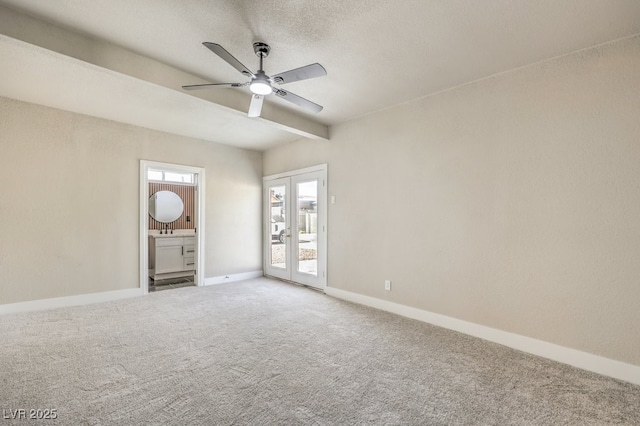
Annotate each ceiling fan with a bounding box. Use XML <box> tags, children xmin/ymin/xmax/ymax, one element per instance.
<box><xmin>182</xmin><ymin>42</ymin><xmax>326</xmax><ymax>118</ymax></box>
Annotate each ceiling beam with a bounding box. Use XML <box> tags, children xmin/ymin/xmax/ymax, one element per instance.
<box><xmin>0</xmin><ymin>5</ymin><xmax>329</xmax><ymax>141</ymax></box>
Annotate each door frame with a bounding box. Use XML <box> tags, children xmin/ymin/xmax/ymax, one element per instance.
<box><xmin>263</xmin><ymin>164</ymin><xmax>327</xmax><ymax>290</ymax></box>
<box><xmin>140</xmin><ymin>160</ymin><xmax>206</xmax><ymax>294</ymax></box>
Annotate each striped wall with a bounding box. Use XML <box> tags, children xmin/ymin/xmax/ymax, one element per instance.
<box><xmin>149</xmin><ymin>182</ymin><xmax>195</xmax><ymax>230</ymax></box>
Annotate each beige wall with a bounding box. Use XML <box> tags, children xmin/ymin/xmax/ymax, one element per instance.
<box><xmin>264</xmin><ymin>36</ymin><xmax>640</xmax><ymax>366</ymax></box>
<box><xmin>0</xmin><ymin>97</ymin><xmax>262</xmax><ymax>305</ymax></box>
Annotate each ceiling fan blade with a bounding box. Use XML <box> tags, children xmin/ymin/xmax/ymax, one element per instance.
<box><xmin>272</xmin><ymin>63</ymin><xmax>327</xmax><ymax>85</ymax></box>
<box><xmin>273</xmin><ymin>88</ymin><xmax>323</xmax><ymax>113</ymax></box>
<box><xmin>182</xmin><ymin>82</ymin><xmax>247</xmax><ymax>91</ymax></box>
<box><xmin>203</xmin><ymin>42</ymin><xmax>255</xmax><ymax>78</ymax></box>
<box><xmin>248</xmin><ymin>94</ymin><xmax>264</xmax><ymax>118</ymax></box>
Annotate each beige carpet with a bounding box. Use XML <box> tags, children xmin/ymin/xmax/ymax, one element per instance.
<box><xmin>1</xmin><ymin>277</ymin><xmax>639</xmax><ymax>425</ymax></box>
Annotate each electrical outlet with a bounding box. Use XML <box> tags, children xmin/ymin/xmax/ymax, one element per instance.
<box><xmin>384</xmin><ymin>280</ymin><xmax>391</xmax><ymax>291</ymax></box>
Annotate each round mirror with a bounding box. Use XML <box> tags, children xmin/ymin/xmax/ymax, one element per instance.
<box><xmin>149</xmin><ymin>190</ymin><xmax>184</xmax><ymax>223</ymax></box>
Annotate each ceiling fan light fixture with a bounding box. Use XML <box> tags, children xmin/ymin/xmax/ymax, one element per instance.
<box><xmin>250</xmin><ymin>80</ymin><xmax>272</xmax><ymax>95</ymax></box>
<box><xmin>250</xmin><ymin>72</ymin><xmax>272</xmax><ymax>95</ymax></box>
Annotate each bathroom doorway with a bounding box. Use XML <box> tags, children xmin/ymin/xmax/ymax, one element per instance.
<box><xmin>139</xmin><ymin>160</ymin><xmax>205</xmax><ymax>294</ymax></box>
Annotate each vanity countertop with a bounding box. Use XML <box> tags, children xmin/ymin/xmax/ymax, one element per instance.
<box><xmin>149</xmin><ymin>231</ymin><xmax>196</xmax><ymax>238</ymax></box>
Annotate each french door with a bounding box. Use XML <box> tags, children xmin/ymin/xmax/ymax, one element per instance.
<box><xmin>264</xmin><ymin>165</ymin><xmax>327</xmax><ymax>290</ymax></box>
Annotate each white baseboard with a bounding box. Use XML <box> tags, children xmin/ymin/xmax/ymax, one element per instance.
<box><xmin>325</xmin><ymin>286</ymin><xmax>640</xmax><ymax>386</ymax></box>
<box><xmin>203</xmin><ymin>270</ymin><xmax>263</xmax><ymax>286</ymax></box>
<box><xmin>0</xmin><ymin>288</ymin><xmax>144</xmax><ymax>316</ymax></box>
<box><xmin>0</xmin><ymin>270</ymin><xmax>264</xmax><ymax>315</ymax></box>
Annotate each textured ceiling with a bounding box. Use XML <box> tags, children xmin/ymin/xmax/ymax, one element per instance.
<box><xmin>1</xmin><ymin>0</ymin><xmax>640</xmax><ymax>149</ymax></box>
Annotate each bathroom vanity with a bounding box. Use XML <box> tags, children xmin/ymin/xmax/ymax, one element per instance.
<box><xmin>148</xmin><ymin>234</ymin><xmax>195</xmax><ymax>280</ymax></box>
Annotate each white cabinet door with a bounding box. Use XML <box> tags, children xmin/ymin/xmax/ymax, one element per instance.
<box><xmin>155</xmin><ymin>246</ymin><xmax>185</xmax><ymax>273</ymax></box>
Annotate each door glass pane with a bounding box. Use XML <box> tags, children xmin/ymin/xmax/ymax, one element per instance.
<box><xmin>296</xmin><ymin>180</ymin><xmax>317</xmax><ymax>276</ymax></box>
<box><xmin>269</xmin><ymin>185</ymin><xmax>286</xmax><ymax>269</ymax></box>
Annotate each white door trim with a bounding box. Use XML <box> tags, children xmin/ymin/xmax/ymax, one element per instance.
<box><xmin>140</xmin><ymin>160</ymin><xmax>206</xmax><ymax>294</ymax></box>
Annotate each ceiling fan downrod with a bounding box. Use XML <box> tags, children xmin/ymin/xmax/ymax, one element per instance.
<box><xmin>253</xmin><ymin>42</ymin><xmax>270</xmax><ymax>72</ymax></box>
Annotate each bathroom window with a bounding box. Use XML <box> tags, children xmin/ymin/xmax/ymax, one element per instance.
<box><xmin>148</xmin><ymin>170</ymin><xmax>164</xmax><ymax>181</ymax></box>
<box><xmin>148</xmin><ymin>169</ymin><xmax>195</xmax><ymax>184</ymax></box>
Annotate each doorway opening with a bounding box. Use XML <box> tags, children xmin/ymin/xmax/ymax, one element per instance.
<box><xmin>140</xmin><ymin>160</ymin><xmax>205</xmax><ymax>294</ymax></box>
<box><xmin>263</xmin><ymin>164</ymin><xmax>327</xmax><ymax>290</ymax></box>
